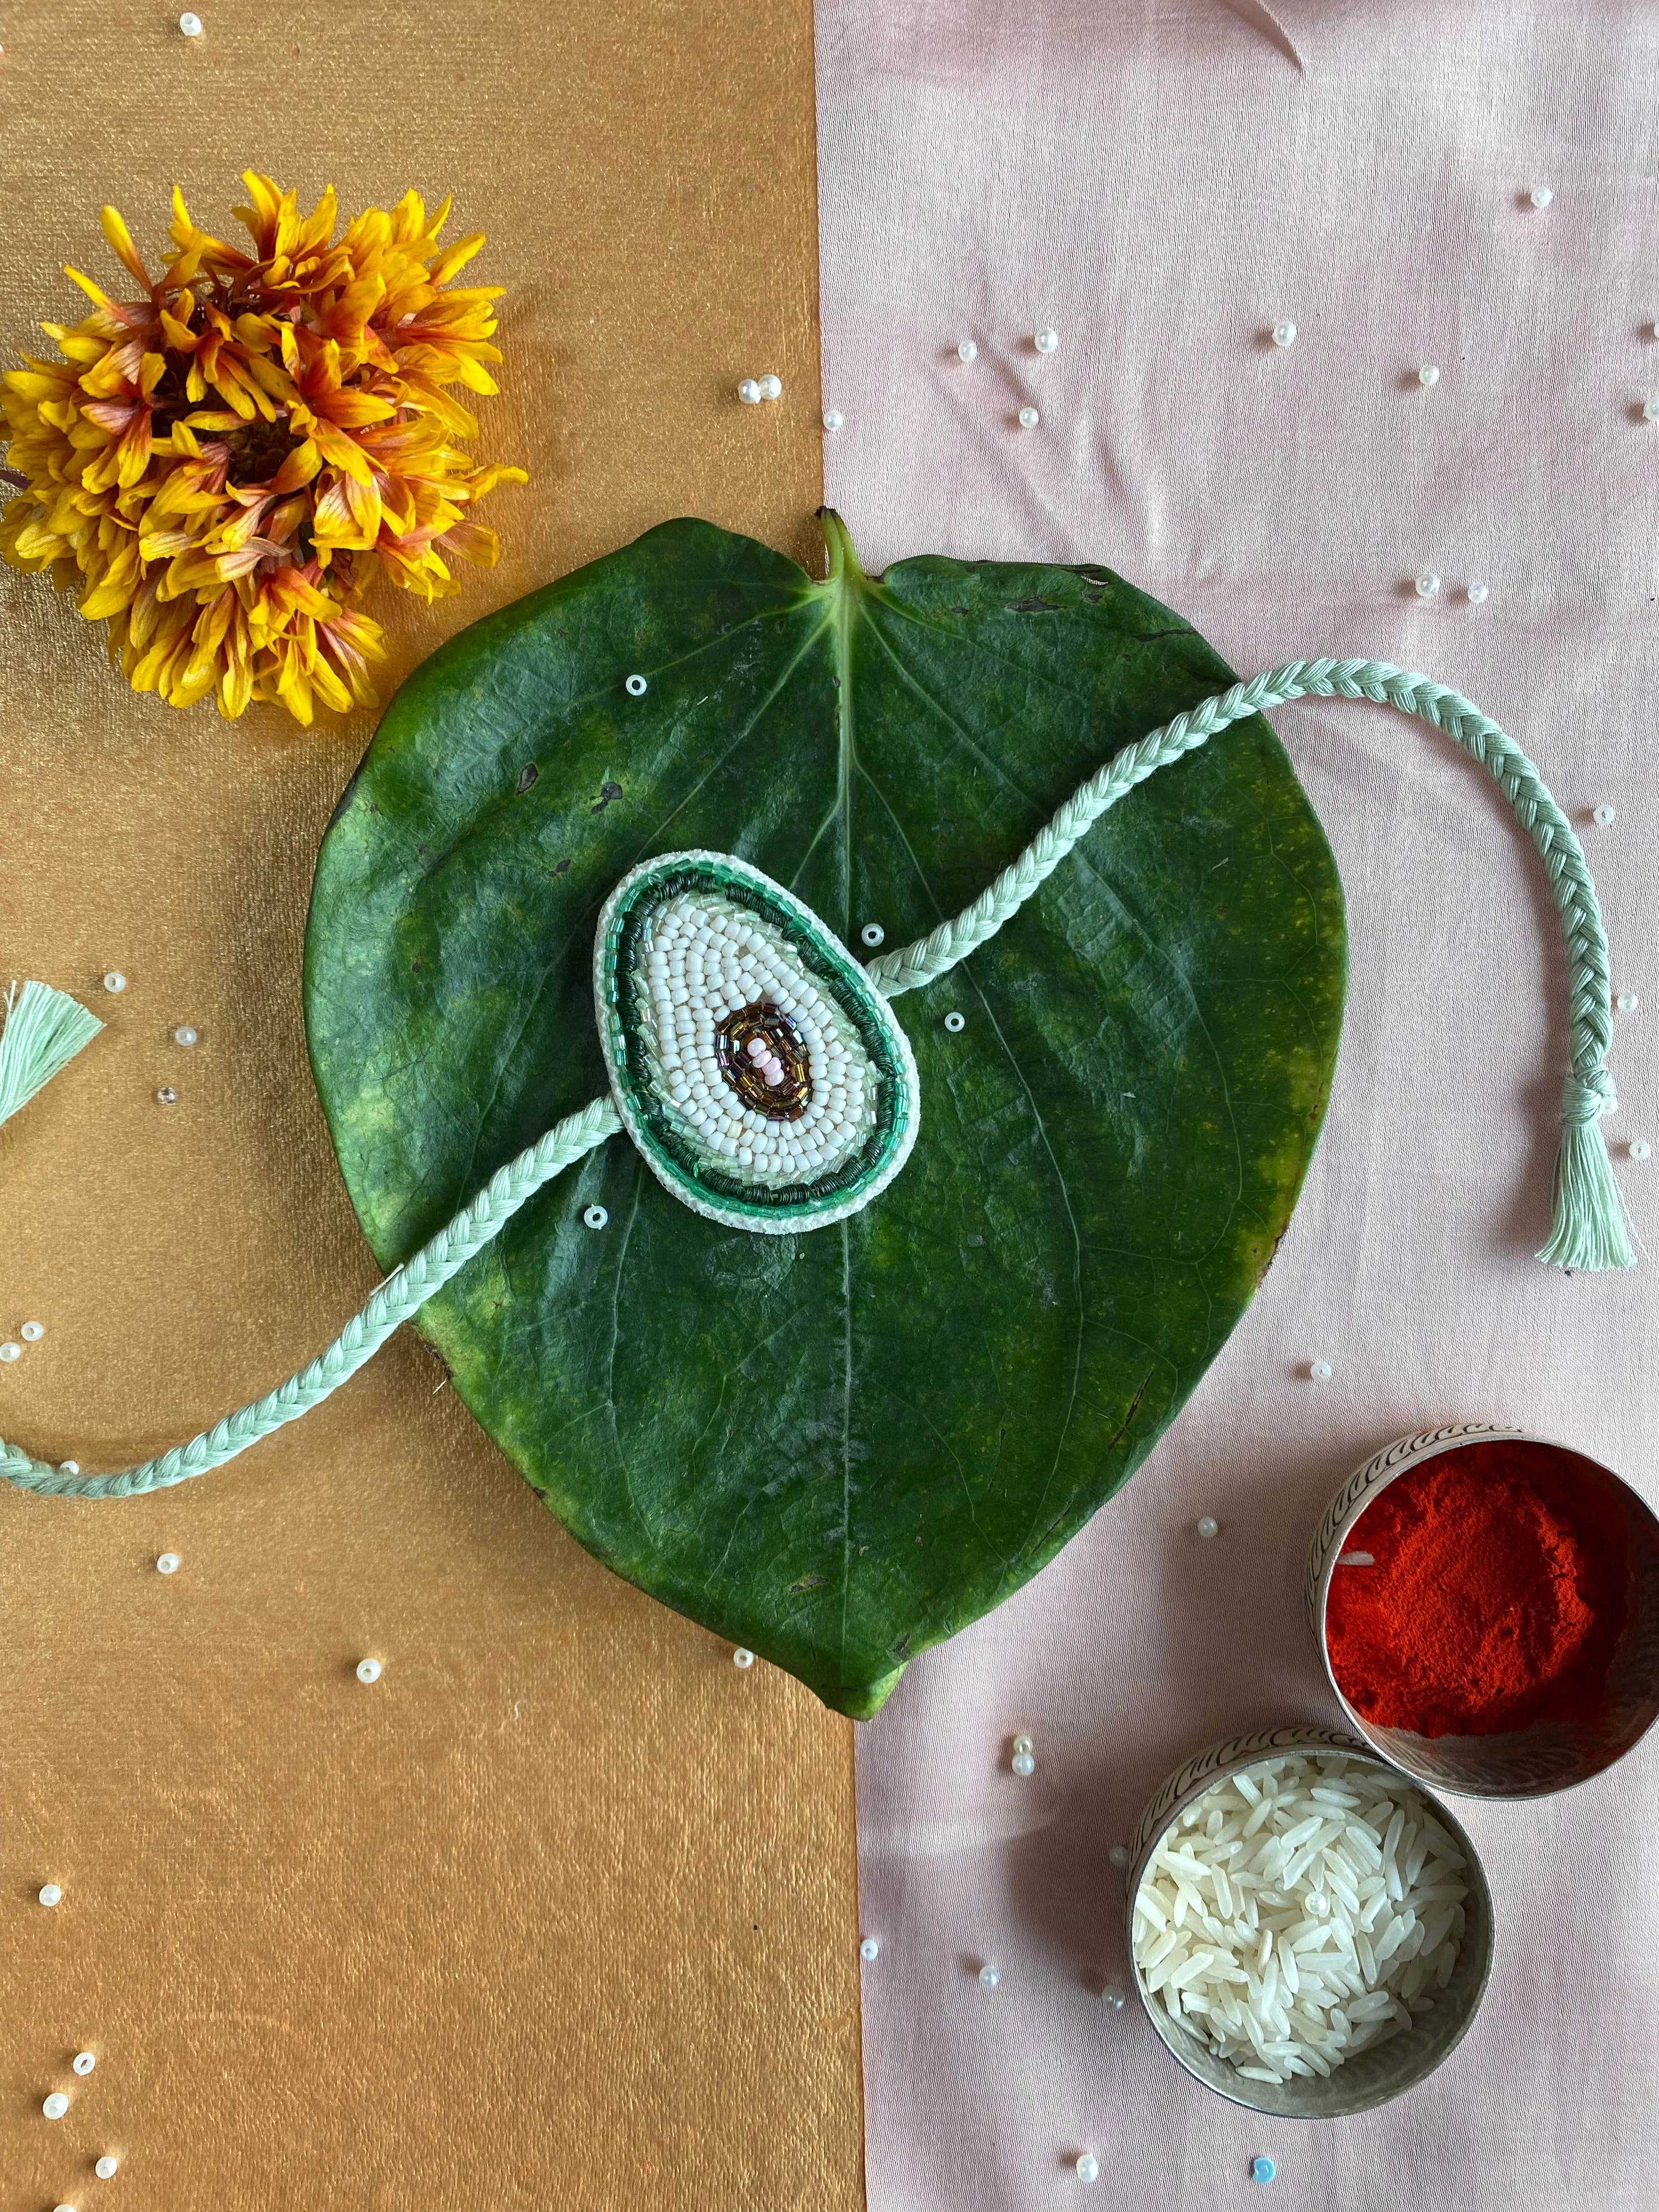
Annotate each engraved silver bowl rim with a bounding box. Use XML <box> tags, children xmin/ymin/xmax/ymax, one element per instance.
<box><xmin>1124</xmin><ymin>1724</ymin><xmax>1495</xmax><ymax>2118</ymax></box>
<box><xmin>1306</xmin><ymin>1423</ymin><xmax>1659</xmax><ymax>1801</ymax></box>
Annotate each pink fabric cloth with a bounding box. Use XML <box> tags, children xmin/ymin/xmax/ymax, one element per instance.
<box><xmin>815</xmin><ymin>4</ymin><xmax>1659</xmax><ymax>2205</ymax></box>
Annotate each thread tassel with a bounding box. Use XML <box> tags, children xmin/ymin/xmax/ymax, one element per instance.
<box><xmin>1537</xmin><ymin>1068</ymin><xmax>1635</xmax><ymax>1271</ymax></box>
<box><xmin>0</xmin><ymin>980</ymin><xmax>104</xmax><ymax>1130</ymax></box>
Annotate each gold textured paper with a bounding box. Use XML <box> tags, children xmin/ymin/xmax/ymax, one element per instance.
<box><xmin>0</xmin><ymin>5</ymin><xmax>862</xmax><ymax>2207</ymax></box>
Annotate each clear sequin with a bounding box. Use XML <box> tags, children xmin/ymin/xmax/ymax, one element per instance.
<box><xmin>1309</xmin><ymin>1359</ymin><xmax>1333</xmax><ymax>1381</ymax></box>
<box><xmin>624</xmin><ymin>674</ymin><xmax>648</xmax><ymax>697</ymax></box>
<box><xmin>860</xmin><ymin>923</ymin><xmax>885</xmax><ymax>947</ymax></box>
<box><xmin>944</xmin><ymin>1011</ymin><xmax>966</xmax><ymax>1034</ymax></box>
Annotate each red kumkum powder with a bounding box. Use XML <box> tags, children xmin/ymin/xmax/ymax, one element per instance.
<box><xmin>1324</xmin><ymin>1440</ymin><xmax>1629</xmax><ymax>1737</ymax></box>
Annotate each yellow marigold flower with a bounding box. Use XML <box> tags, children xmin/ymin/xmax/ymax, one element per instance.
<box><xmin>0</xmin><ymin>173</ymin><xmax>526</xmax><ymax>725</ymax></box>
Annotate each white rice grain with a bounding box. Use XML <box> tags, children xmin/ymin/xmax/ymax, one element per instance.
<box><xmin>1130</xmin><ymin>1753</ymin><xmax>1468</xmax><ymax>2084</ymax></box>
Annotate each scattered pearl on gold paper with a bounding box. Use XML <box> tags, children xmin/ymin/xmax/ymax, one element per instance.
<box><xmin>21</xmin><ymin>1321</ymin><xmax>44</xmax><ymax>1340</ymax></box>
<box><xmin>43</xmin><ymin>2092</ymin><xmax>70</xmax><ymax>2119</ymax></box>
<box><xmin>737</xmin><ymin>379</ymin><xmax>762</xmax><ymax>404</ymax></box>
<box><xmin>173</xmin><ymin>1025</ymin><xmax>198</xmax><ymax>1046</ymax></box>
<box><xmin>102</xmin><ymin>972</ymin><xmax>126</xmax><ymax>994</ymax></box>
<box><xmin>356</xmin><ymin>1658</ymin><xmax>382</xmax><ymax>1684</ymax></box>
<box><xmin>732</xmin><ymin>1647</ymin><xmax>755</xmax><ymax>1669</ymax></box>
<box><xmin>0</xmin><ymin>1343</ymin><xmax>19</xmax><ymax>1363</ymax></box>
<box><xmin>156</xmin><ymin>1553</ymin><xmax>179</xmax><ymax>1575</ymax></box>
<box><xmin>95</xmin><ymin>2158</ymin><xmax>120</xmax><ymax>2180</ymax></box>
<box><xmin>38</xmin><ymin>1883</ymin><xmax>63</xmax><ymax>1908</ymax></box>
<box><xmin>73</xmin><ymin>2052</ymin><xmax>96</xmax><ymax>2076</ymax></box>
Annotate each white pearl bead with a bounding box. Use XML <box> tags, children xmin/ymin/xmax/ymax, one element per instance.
<box><xmin>1076</xmin><ymin>2152</ymin><xmax>1101</xmax><ymax>2183</ymax></box>
<box><xmin>1035</xmin><ymin>328</ymin><xmax>1059</xmax><ymax>354</ymax></box>
<box><xmin>583</xmin><ymin>1204</ymin><xmax>610</xmax><ymax>1229</ymax></box>
<box><xmin>156</xmin><ymin>1086</ymin><xmax>178</xmax><ymax>1105</ymax></box>
<box><xmin>1414</xmin><ymin>572</ymin><xmax>1441</xmax><ymax>599</ymax></box>
<box><xmin>179</xmin><ymin>10</ymin><xmax>204</xmax><ymax>33</ymax></box>
<box><xmin>356</xmin><ymin>1657</ymin><xmax>382</xmax><ymax>1684</ymax></box>
<box><xmin>1101</xmin><ymin>1983</ymin><xmax>1127</xmax><ymax>2010</ymax></box>
<box><xmin>102</xmin><ymin>972</ymin><xmax>126</xmax><ymax>994</ymax></box>
<box><xmin>1645</xmin><ymin>397</ymin><xmax>1659</xmax><ymax>423</ymax></box>
<box><xmin>1617</xmin><ymin>992</ymin><xmax>1640</xmax><ymax>1011</ymax></box>
<box><xmin>732</xmin><ymin>1646</ymin><xmax>755</xmax><ymax>1669</ymax></box>
<box><xmin>624</xmin><ymin>673</ymin><xmax>648</xmax><ymax>697</ymax></box>
<box><xmin>95</xmin><ymin>2157</ymin><xmax>120</xmax><ymax>2179</ymax></box>
<box><xmin>1593</xmin><ymin>803</ymin><xmax>1617</xmax><ymax>825</ymax></box>
<box><xmin>59</xmin><ymin>1461</ymin><xmax>78</xmax><ymax>1475</ymax></box>
<box><xmin>1011</xmin><ymin>1750</ymin><xmax>1036</xmax><ymax>1778</ymax></box>
<box><xmin>1108</xmin><ymin>1844</ymin><xmax>1130</xmax><ymax>1868</ymax></box>
<box><xmin>957</xmin><ymin>340</ymin><xmax>978</xmax><ymax>363</ymax></box>
<box><xmin>978</xmin><ymin>1963</ymin><xmax>1001</xmax><ymax>1987</ymax></box>
<box><xmin>43</xmin><ymin>2092</ymin><xmax>70</xmax><ymax>2119</ymax></box>
<box><xmin>1418</xmin><ymin>364</ymin><xmax>1440</xmax><ymax>386</ymax></box>
<box><xmin>860</xmin><ymin>922</ymin><xmax>884</xmax><ymax>947</ymax></box>
<box><xmin>155</xmin><ymin>1553</ymin><xmax>179</xmax><ymax>1575</ymax></box>
<box><xmin>38</xmin><ymin>1882</ymin><xmax>63</xmax><ymax>1907</ymax></box>
<box><xmin>173</xmin><ymin>1025</ymin><xmax>199</xmax><ymax>1046</ymax></box>
<box><xmin>1012</xmin><ymin>1734</ymin><xmax>1034</xmax><ymax>1756</ymax></box>
<box><xmin>737</xmin><ymin>379</ymin><xmax>762</xmax><ymax>404</ymax></box>
<box><xmin>1309</xmin><ymin>1359</ymin><xmax>1333</xmax><ymax>1381</ymax></box>
<box><xmin>0</xmin><ymin>1342</ymin><xmax>19</xmax><ymax>1363</ymax></box>
<box><xmin>822</xmin><ymin>408</ymin><xmax>844</xmax><ymax>430</ymax></box>
<box><xmin>1017</xmin><ymin>405</ymin><xmax>1040</xmax><ymax>429</ymax></box>
<box><xmin>1530</xmin><ymin>184</ymin><xmax>1553</xmax><ymax>208</ymax></box>
<box><xmin>1466</xmin><ymin>583</ymin><xmax>1489</xmax><ymax>605</ymax></box>
<box><xmin>758</xmin><ymin>374</ymin><xmax>782</xmax><ymax>401</ymax></box>
<box><xmin>73</xmin><ymin>2051</ymin><xmax>96</xmax><ymax>2076</ymax></box>
<box><xmin>1271</xmin><ymin>321</ymin><xmax>1296</xmax><ymax>348</ymax></box>
<box><xmin>1197</xmin><ymin>1514</ymin><xmax>1220</xmax><ymax>1538</ymax></box>
<box><xmin>944</xmin><ymin>1011</ymin><xmax>966</xmax><ymax>1033</ymax></box>
<box><xmin>21</xmin><ymin>1322</ymin><xmax>44</xmax><ymax>1340</ymax></box>
<box><xmin>860</xmin><ymin>1936</ymin><xmax>879</xmax><ymax>1960</ymax></box>
<box><xmin>1629</xmin><ymin>1139</ymin><xmax>1652</xmax><ymax>1161</ymax></box>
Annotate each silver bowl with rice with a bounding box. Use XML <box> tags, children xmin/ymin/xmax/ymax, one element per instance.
<box><xmin>1124</xmin><ymin>1725</ymin><xmax>1494</xmax><ymax>2117</ymax></box>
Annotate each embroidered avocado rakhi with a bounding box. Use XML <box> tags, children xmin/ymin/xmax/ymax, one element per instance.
<box><xmin>0</xmin><ymin>514</ymin><xmax>1631</xmax><ymax>1717</ymax></box>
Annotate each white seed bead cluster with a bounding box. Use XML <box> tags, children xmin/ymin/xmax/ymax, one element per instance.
<box><xmin>637</xmin><ymin>893</ymin><xmax>877</xmax><ymax>1187</ymax></box>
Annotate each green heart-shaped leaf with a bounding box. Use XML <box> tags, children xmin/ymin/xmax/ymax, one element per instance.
<box><xmin>304</xmin><ymin>516</ymin><xmax>1345</xmax><ymax>1717</ymax></box>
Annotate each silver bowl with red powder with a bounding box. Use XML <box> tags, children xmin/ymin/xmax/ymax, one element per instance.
<box><xmin>1307</xmin><ymin>1424</ymin><xmax>1659</xmax><ymax>1798</ymax></box>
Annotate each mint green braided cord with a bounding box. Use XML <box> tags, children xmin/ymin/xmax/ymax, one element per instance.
<box><xmin>0</xmin><ymin>653</ymin><xmax>1627</xmax><ymax>1506</ymax></box>
<box><xmin>866</xmin><ymin>657</ymin><xmax>1631</xmax><ymax>1272</ymax></box>
<box><xmin>0</xmin><ymin>1096</ymin><xmax>620</xmax><ymax>1498</ymax></box>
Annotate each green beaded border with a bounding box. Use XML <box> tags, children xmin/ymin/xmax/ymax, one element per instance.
<box><xmin>594</xmin><ymin>851</ymin><xmax>920</xmax><ymax>1235</ymax></box>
